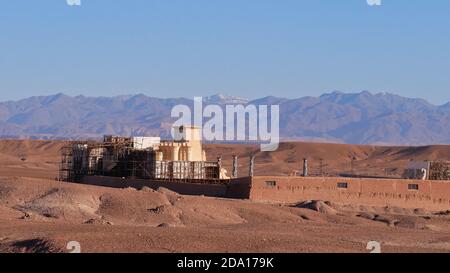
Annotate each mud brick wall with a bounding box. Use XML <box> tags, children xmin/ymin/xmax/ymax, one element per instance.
<box><xmin>249</xmin><ymin>176</ymin><xmax>450</xmax><ymax>210</ymax></box>
<box><xmin>225</xmin><ymin>177</ymin><xmax>252</xmax><ymax>199</ymax></box>
<box><xmin>81</xmin><ymin>176</ymin><xmax>229</xmax><ymax>197</ymax></box>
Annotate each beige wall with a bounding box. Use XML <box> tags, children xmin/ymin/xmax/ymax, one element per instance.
<box><xmin>249</xmin><ymin>176</ymin><xmax>450</xmax><ymax>210</ymax></box>
<box><xmin>79</xmin><ymin>175</ymin><xmax>450</xmax><ymax>211</ymax></box>
<box><xmin>157</xmin><ymin>142</ymin><xmax>205</xmax><ymax>162</ymax></box>
<box><xmin>169</xmin><ymin>126</ymin><xmax>204</xmax><ymax>161</ymax></box>
<box><xmin>157</xmin><ymin>126</ymin><xmax>205</xmax><ymax>162</ymax></box>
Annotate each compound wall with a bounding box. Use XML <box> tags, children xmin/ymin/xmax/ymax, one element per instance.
<box><xmin>79</xmin><ymin>175</ymin><xmax>450</xmax><ymax>210</ymax></box>
<box><xmin>249</xmin><ymin>176</ymin><xmax>450</xmax><ymax>210</ymax></box>
<box><xmin>81</xmin><ymin>175</ymin><xmax>252</xmax><ymax>198</ymax></box>
<box><xmin>81</xmin><ymin>176</ymin><xmax>228</xmax><ymax>197</ymax></box>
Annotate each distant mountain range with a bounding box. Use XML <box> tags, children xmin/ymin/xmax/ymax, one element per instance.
<box><xmin>1</xmin><ymin>91</ymin><xmax>450</xmax><ymax>145</ymax></box>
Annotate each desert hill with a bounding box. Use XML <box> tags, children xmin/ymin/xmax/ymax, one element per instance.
<box><xmin>207</xmin><ymin>142</ymin><xmax>450</xmax><ymax>177</ymax></box>
<box><xmin>0</xmin><ymin>140</ymin><xmax>63</xmax><ymax>180</ymax></box>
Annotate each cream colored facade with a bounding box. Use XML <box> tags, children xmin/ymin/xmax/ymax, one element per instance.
<box><xmin>155</xmin><ymin>126</ymin><xmax>206</xmax><ymax>162</ymax></box>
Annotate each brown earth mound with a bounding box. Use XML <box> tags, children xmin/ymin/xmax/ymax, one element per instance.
<box><xmin>0</xmin><ymin>176</ymin><xmax>449</xmax><ymax>252</ymax></box>
<box><xmin>295</xmin><ymin>200</ymin><xmax>338</xmax><ymax>215</ymax></box>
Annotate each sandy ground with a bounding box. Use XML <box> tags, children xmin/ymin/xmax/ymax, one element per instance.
<box><xmin>0</xmin><ymin>177</ymin><xmax>449</xmax><ymax>253</ymax></box>
<box><xmin>0</xmin><ymin>140</ymin><xmax>449</xmax><ymax>253</ymax></box>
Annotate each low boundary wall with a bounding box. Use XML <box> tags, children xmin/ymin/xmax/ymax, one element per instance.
<box><xmin>250</xmin><ymin>176</ymin><xmax>450</xmax><ymax>210</ymax></box>
<box><xmin>79</xmin><ymin>175</ymin><xmax>450</xmax><ymax>210</ymax></box>
<box><xmin>81</xmin><ymin>175</ymin><xmax>252</xmax><ymax>198</ymax></box>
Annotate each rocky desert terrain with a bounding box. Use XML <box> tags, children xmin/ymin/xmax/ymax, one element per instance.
<box><xmin>0</xmin><ymin>140</ymin><xmax>450</xmax><ymax>253</ymax></box>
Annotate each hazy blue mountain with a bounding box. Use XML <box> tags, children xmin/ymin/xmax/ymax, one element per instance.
<box><xmin>1</xmin><ymin>91</ymin><xmax>449</xmax><ymax>145</ymax></box>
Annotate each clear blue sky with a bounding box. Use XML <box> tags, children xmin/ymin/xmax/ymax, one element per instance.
<box><xmin>0</xmin><ymin>0</ymin><xmax>449</xmax><ymax>104</ymax></box>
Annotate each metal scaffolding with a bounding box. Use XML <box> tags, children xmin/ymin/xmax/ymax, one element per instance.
<box><xmin>428</xmin><ymin>161</ymin><xmax>450</xmax><ymax>180</ymax></box>
<box><xmin>59</xmin><ymin>138</ymin><xmax>221</xmax><ymax>183</ymax></box>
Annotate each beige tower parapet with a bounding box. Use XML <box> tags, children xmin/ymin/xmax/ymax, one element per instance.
<box><xmin>171</xmin><ymin>125</ymin><xmax>204</xmax><ymax>162</ymax></box>
<box><xmin>155</xmin><ymin>126</ymin><xmax>205</xmax><ymax>162</ymax></box>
